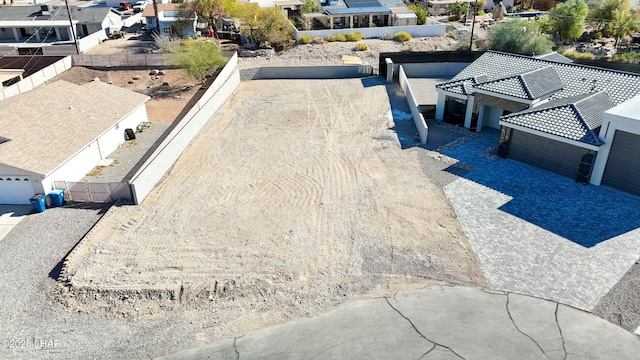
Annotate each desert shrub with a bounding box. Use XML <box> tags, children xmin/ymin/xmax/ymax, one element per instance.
<box><xmin>563</xmin><ymin>50</ymin><xmax>595</xmax><ymax>60</ymax></box>
<box><xmin>298</xmin><ymin>34</ymin><xmax>312</xmax><ymax>44</ymax></box>
<box><xmin>354</xmin><ymin>42</ymin><xmax>369</xmax><ymax>51</ymax></box>
<box><xmin>477</xmin><ymin>10</ymin><xmax>485</xmax><ymax>15</ymax></box>
<box><xmin>488</xmin><ymin>19</ymin><xmax>553</xmax><ymax>55</ymax></box>
<box><xmin>327</xmin><ymin>33</ymin><xmax>347</xmax><ymax>42</ymax></box>
<box><xmin>394</xmin><ymin>31</ymin><xmax>412</xmax><ymax>42</ymax></box>
<box><xmin>346</xmin><ymin>32</ymin><xmax>363</xmax><ymax>42</ymax></box>
<box><xmin>591</xmin><ymin>31</ymin><xmax>603</xmax><ymax>40</ymax></box>
<box><xmin>313</xmin><ymin>36</ymin><xmax>325</xmax><ymax>44</ymax></box>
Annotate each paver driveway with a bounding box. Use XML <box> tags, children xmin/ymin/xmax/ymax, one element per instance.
<box><xmin>441</xmin><ymin>130</ymin><xmax>640</xmax><ymax>310</ymax></box>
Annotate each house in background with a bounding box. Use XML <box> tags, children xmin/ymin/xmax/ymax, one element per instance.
<box><xmin>434</xmin><ymin>51</ymin><xmax>640</xmax><ymax>196</ymax></box>
<box><xmin>142</xmin><ymin>3</ymin><xmax>197</xmax><ymax>37</ymax></box>
<box><xmin>0</xmin><ymin>80</ymin><xmax>149</xmax><ymax>205</ymax></box>
<box><xmin>0</xmin><ymin>5</ymin><xmax>122</xmax><ymax>51</ymax></box>
<box><xmin>302</xmin><ymin>0</ymin><xmax>416</xmax><ymax>30</ymax></box>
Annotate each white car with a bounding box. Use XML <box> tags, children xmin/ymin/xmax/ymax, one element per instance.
<box><xmin>132</xmin><ymin>1</ymin><xmax>147</xmax><ymax>13</ymax></box>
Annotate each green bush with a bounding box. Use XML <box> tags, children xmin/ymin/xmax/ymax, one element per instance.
<box><xmin>298</xmin><ymin>34</ymin><xmax>312</xmax><ymax>44</ymax></box>
<box><xmin>591</xmin><ymin>31</ymin><xmax>603</xmax><ymax>40</ymax></box>
<box><xmin>408</xmin><ymin>4</ymin><xmax>427</xmax><ymax>25</ymax></box>
<box><xmin>327</xmin><ymin>33</ymin><xmax>347</xmax><ymax>42</ymax></box>
<box><xmin>476</xmin><ymin>10</ymin><xmax>485</xmax><ymax>16</ymax></box>
<box><xmin>394</xmin><ymin>32</ymin><xmax>412</xmax><ymax>42</ymax></box>
<box><xmin>354</xmin><ymin>42</ymin><xmax>369</xmax><ymax>51</ymax></box>
<box><xmin>346</xmin><ymin>32</ymin><xmax>363</xmax><ymax>42</ymax></box>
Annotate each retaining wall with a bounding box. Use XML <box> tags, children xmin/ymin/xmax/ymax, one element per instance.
<box><xmin>240</xmin><ymin>65</ymin><xmax>373</xmax><ymax>80</ymax></box>
<box><xmin>129</xmin><ymin>54</ymin><xmax>239</xmax><ymax>204</ymax></box>
<box><xmin>294</xmin><ymin>23</ymin><xmax>446</xmax><ymax>40</ymax></box>
<box><xmin>0</xmin><ymin>55</ymin><xmax>72</xmax><ymax>101</ymax></box>
<box><xmin>72</xmin><ymin>53</ymin><xmax>169</xmax><ymax>68</ymax></box>
<box><xmin>399</xmin><ymin>62</ymin><xmax>470</xmax><ymax>78</ymax></box>
<box><xmin>398</xmin><ymin>65</ymin><xmax>428</xmax><ymax>144</ymax></box>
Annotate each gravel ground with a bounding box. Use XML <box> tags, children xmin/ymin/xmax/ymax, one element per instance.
<box><xmin>83</xmin><ymin>123</ymin><xmax>171</xmax><ymax>183</ymax></box>
<box><xmin>594</xmin><ymin>260</ymin><xmax>640</xmax><ymax>331</ymax></box>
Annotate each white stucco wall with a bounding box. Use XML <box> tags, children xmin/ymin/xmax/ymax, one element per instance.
<box><xmin>42</xmin><ymin>141</ymin><xmax>102</xmax><ymax>193</ymax></box>
<box><xmin>96</xmin><ymin>104</ymin><xmax>148</xmax><ymax>159</ymax></box>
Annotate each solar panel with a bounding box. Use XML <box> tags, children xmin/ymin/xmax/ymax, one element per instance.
<box><xmin>344</xmin><ymin>0</ymin><xmax>382</xmax><ymax>8</ymax></box>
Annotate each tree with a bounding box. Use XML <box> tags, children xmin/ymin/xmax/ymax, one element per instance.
<box><xmin>447</xmin><ymin>1</ymin><xmax>469</xmax><ymax>19</ymax></box>
<box><xmin>238</xmin><ymin>4</ymin><xmax>294</xmax><ymax>50</ymax></box>
<box><xmin>166</xmin><ymin>40</ymin><xmax>227</xmax><ymax>83</ymax></box>
<box><xmin>301</xmin><ymin>0</ymin><xmax>319</xmax><ymax>14</ymax></box>
<box><xmin>551</xmin><ymin>0</ymin><xmax>589</xmax><ymax>41</ymax></box>
<box><xmin>488</xmin><ymin>19</ymin><xmax>553</xmax><ymax>55</ymax></box>
<box><xmin>179</xmin><ymin>0</ymin><xmax>240</xmax><ymax>38</ymax></box>
<box><xmin>408</xmin><ymin>4</ymin><xmax>427</xmax><ymax>25</ymax></box>
<box><xmin>588</xmin><ymin>0</ymin><xmax>629</xmax><ymax>31</ymax></box>
<box><xmin>608</xmin><ymin>9</ymin><xmax>640</xmax><ymax>47</ymax></box>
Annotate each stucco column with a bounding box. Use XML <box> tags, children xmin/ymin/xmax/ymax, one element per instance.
<box><xmin>12</xmin><ymin>28</ymin><xmax>19</xmax><ymax>41</ymax></box>
<box><xmin>385</xmin><ymin>58</ymin><xmax>393</xmax><ymax>83</ymax></box>
<box><xmin>435</xmin><ymin>92</ymin><xmax>446</xmax><ymax>121</ymax></box>
<box><xmin>590</xmin><ymin>129</ymin><xmax>614</xmax><ymax>185</ymax></box>
<box><xmin>369</xmin><ymin>14</ymin><xmax>373</xmax><ymax>26</ymax></box>
<box><xmin>349</xmin><ymin>15</ymin><xmax>353</xmax><ymax>29</ymax></box>
<box><xmin>476</xmin><ymin>104</ymin><xmax>485</xmax><ymax>133</ymax></box>
<box><xmin>464</xmin><ymin>96</ymin><xmax>475</xmax><ymax>129</ymax></box>
<box><xmin>329</xmin><ymin>16</ymin><xmax>334</xmax><ymax>29</ymax></box>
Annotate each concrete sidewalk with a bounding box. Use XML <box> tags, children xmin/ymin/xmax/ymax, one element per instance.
<box><xmin>0</xmin><ymin>205</ymin><xmax>31</xmax><ymax>243</ymax></box>
<box><xmin>156</xmin><ymin>286</ymin><xmax>640</xmax><ymax>360</ymax></box>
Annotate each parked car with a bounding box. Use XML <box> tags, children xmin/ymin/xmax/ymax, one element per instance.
<box><xmin>133</xmin><ymin>1</ymin><xmax>147</xmax><ymax>12</ymax></box>
<box><xmin>119</xmin><ymin>1</ymin><xmax>133</xmax><ymax>10</ymax></box>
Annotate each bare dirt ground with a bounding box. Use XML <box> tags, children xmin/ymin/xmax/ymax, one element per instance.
<box><xmin>52</xmin><ymin>67</ymin><xmax>200</xmax><ymax>123</ymax></box>
<box><xmin>59</xmin><ymin>79</ymin><xmax>486</xmax><ymax>350</ymax></box>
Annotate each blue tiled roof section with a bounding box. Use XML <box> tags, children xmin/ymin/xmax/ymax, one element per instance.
<box><xmin>473</xmin><ymin>66</ymin><xmax>562</xmax><ymax>100</ymax></box>
<box><xmin>452</xmin><ymin>51</ymin><xmax>640</xmax><ymax>104</ymax></box>
<box><xmin>501</xmin><ymin>91</ymin><xmax>615</xmax><ymax>146</ymax></box>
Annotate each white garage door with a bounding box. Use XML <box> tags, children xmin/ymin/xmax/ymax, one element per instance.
<box><xmin>0</xmin><ymin>176</ymin><xmax>35</xmax><ymax>205</ymax></box>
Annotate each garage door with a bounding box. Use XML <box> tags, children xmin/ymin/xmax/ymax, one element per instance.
<box><xmin>507</xmin><ymin>129</ymin><xmax>586</xmax><ymax>179</ymax></box>
<box><xmin>0</xmin><ymin>176</ymin><xmax>35</xmax><ymax>205</ymax></box>
<box><xmin>602</xmin><ymin>130</ymin><xmax>640</xmax><ymax>196</ymax></box>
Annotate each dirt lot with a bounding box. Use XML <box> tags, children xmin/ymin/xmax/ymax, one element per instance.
<box><xmin>52</xmin><ymin>67</ymin><xmax>200</xmax><ymax>123</ymax></box>
<box><xmin>59</xmin><ymin>79</ymin><xmax>485</xmax><ymax>345</ymax></box>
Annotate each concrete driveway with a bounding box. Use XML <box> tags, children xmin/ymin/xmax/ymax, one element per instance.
<box><xmin>0</xmin><ymin>205</ymin><xmax>31</xmax><ymax>242</ymax></box>
<box><xmin>157</xmin><ymin>286</ymin><xmax>640</xmax><ymax>360</ymax></box>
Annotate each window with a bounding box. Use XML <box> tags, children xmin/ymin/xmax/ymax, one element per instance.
<box><xmin>162</xmin><ymin>26</ymin><xmax>172</xmax><ymax>36</ymax></box>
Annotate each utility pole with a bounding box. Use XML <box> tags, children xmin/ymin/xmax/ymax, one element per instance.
<box><xmin>64</xmin><ymin>0</ymin><xmax>80</xmax><ymax>54</ymax></box>
<box><xmin>469</xmin><ymin>0</ymin><xmax>478</xmax><ymax>51</ymax></box>
<box><xmin>152</xmin><ymin>0</ymin><xmax>160</xmax><ymax>33</ymax></box>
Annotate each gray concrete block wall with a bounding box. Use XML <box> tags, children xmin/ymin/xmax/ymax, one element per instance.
<box><xmin>241</xmin><ymin>65</ymin><xmax>372</xmax><ymax>80</ymax></box>
<box><xmin>400</xmin><ymin>62</ymin><xmax>470</xmax><ymax>78</ymax></box>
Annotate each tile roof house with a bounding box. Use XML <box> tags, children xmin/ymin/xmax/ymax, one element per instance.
<box><xmin>0</xmin><ymin>80</ymin><xmax>149</xmax><ymax>204</ymax></box>
<box><xmin>303</xmin><ymin>0</ymin><xmax>416</xmax><ymax>30</ymax></box>
<box><xmin>434</xmin><ymin>51</ymin><xmax>640</xmax><ymax>196</ymax></box>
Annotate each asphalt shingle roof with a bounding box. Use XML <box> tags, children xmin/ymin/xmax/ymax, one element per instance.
<box><xmin>501</xmin><ymin>91</ymin><xmax>616</xmax><ymax>146</ymax></box>
<box><xmin>0</xmin><ymin>80</ymin><xmax>149</xmax><ymax>175</ymax></box>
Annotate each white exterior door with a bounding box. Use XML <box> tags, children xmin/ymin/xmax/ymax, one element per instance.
<box><xmin>0</xmin><ymin>176</ymin><xmax>35</xmax><ymax>205</ymax></box>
